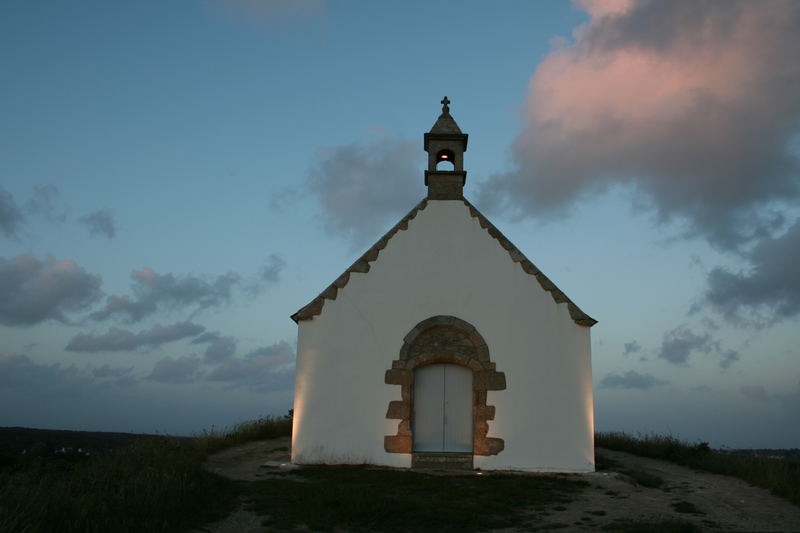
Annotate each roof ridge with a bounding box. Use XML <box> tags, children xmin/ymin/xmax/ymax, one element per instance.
<box><xmin>461</xmin><ymin>199</ymin><xmax>597</xmax><ymax>327</ymax></box>
<box><xmin>291</xmin><ymin>198</ymin><xmax>596</xmax><ymax>327</ymax></box>
<box><xmin>290</xmin><ymin>198</ymin><xmax>429</xmax><ymax>323</ymax></box>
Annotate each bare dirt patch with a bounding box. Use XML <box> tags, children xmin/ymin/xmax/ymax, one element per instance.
<box><xmin>196</xmin><ymin>441</ymin><xmax>800</xmax><ymax>532</ymax></box>
<box><xmin>201</xmin><ymin>437</ymin><xmax>291</xmax><ymax>482</ymax></box>
<box><xmin>564</xmin><ymin>449</ymin><xmax>800</xmax><ymax>532</ymax></box>
<box><xmin>560</xmin><ymin>448</ymin><xmax>800</xmax><ymax>532</ymax></box>
<box><xmin>194</xmin><ymin>438</ymin><xmax>291</xmax><ymax>533</ymax></box>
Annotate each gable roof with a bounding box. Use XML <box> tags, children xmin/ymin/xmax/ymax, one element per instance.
<box><xmin>291</xmin><ymin>199</ymin><xmax>597</xmax><ymax>327</ymax></box>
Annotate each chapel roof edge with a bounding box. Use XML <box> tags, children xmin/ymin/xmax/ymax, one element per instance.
<box><xmin>290</xmin><ymin>198</ymin><xmax>596</xmax><ymax>327</ymax></box>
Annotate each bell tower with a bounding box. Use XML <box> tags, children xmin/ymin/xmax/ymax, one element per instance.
<box><xmin>424</xmin><ymin>96</ymin><xmax>469</xmax><ymax>200</ymax></box>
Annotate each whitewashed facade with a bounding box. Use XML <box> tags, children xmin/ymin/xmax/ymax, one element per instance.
<box><xmin>290</xmin><ymin>99</ymin><xmax>596</xmax><ymax>472</ymax></box>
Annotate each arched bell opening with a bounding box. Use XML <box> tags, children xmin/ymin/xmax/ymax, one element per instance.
<box><xmin>435</xmin><ymin>149</ymin><xmax>456</xmax><ymax>170</ymax></box>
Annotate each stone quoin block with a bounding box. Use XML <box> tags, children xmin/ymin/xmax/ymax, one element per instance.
<box><xmin>384</xmin><ymin>435</ymin><xmax>411</xmax><ymax>454</ymax></box>
<box><xmin>385</xmin><ymin>316</ymin><xmax>506</xmax><ymax>458</ymax></box>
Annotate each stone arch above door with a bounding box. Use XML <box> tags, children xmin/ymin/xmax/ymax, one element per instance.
<box><xmin>384</xmin><ymin>315</ymin><xmax>505</xmax><ymax>456</ymax></box>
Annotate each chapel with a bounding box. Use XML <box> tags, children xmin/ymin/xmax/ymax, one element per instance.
<box><xmin>290</xmin><ymin>98</ymin><xmax>596</xmax><ymax>471</ymax></box>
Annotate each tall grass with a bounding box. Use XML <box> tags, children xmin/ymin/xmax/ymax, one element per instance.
<box><xmin>193</xmin><ymin>413</ymin><xmax>292</xmax><ymax>455</ymax></box>
<box><xmin>596</xmin><ymin>432</ymin><xmax>800</xmax><ymax>507</ymax></box>
<box><xmin>0</xmin><ymin>437</ymin><xmax>235</xmax><ymax>533</ymax></box>
<box><xmin>0</xmin><ymin>414</ymin><xmax>291</xmax><ymax>533</ymax></box>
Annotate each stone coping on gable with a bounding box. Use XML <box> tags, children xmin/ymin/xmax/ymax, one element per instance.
<box><xmin>290</xmin><ymin>198</ymin><xmax>597</xmax><ymax>327</ymax></box>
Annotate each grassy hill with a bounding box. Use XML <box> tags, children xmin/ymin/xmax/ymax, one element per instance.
<box><xmin>1</xmin><ymin>418</ymin><xmax>797</xmax><ymax>533</ymax></box>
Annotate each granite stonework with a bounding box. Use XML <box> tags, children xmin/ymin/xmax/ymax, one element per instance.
<box><xmin>384</xmin><ymin>315</ymin><xmax>506</xmax><ymax>458</ymax></box>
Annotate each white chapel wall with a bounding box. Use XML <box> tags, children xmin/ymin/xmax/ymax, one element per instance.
<box><xmin>292</xmin><ymin>200</ymin><xmax>594</xmax><ymax>472</ymax></box>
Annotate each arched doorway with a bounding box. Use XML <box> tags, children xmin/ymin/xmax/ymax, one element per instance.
<box><xmin>384</xmin><ymin>315</ymin><xmax>506</xmax><ymax>466</ymax></box>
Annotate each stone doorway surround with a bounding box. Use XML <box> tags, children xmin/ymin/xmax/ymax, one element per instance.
<box><xmin>384</xmin><ymin>315</ymin><xmax>506</xmax><ymax>457</ymax></box>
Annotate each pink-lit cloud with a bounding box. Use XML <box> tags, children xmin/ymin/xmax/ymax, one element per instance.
<box><xmin>481</xmin><ymin>0</ymin><xmax>800</xmax><ymax>250</ymax></box>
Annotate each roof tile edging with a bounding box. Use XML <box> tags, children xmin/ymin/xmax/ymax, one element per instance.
<box><xmin>462</xmin><ymin>199</ymin><xmax>597</xmax><ymax>327</ymax></box>
<box><xmin>290</xmin><ymin>199</ymin><xmax>430</xmax><ymax>323</ymax></box>
<box><xmin>291</xmin><ymin>198</ymin><xmax>597</xmax><ymax>328</ymax></box>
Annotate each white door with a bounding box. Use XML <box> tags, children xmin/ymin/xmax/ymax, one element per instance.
<box><xmin>413</xmin><ymin>364</ymin><xmax>473</xmax><ymax>452</ymax></box>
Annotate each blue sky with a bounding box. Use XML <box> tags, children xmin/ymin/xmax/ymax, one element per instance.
<box><xmin>1</xmin><ymin>0</ymin><xmax>799</xmax><ymax>448</ymax></box>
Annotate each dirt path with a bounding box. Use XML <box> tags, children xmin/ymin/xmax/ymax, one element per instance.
<box><xmin>555</xmin><ymin>448</ymin><xmax>800</xmax><ymax>531</ymax></box>
<box><xmin>194</xmin><ymin>441</ymin><xmax>800</xmax><ymax>532</ymax></box>
<box><xmin>193</xmin><ymin>437</ymin><xmax>291</xmax><ymax>533</ymax></box>
<box><xmin>201</xmin><ymin>437</ymin><xmax>292</xmax><ymax>482</ymax></box>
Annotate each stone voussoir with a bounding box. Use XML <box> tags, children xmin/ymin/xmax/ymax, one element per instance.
<box><xmin>385</xmin><ymin>316</ymin><xmax>505</xmax><ymax>457</ymax></box>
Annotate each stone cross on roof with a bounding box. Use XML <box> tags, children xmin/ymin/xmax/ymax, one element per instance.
<box><xmin>441</xmin><ymin>96</ymin><xmax>451</xmax><ymax>114</ymax></box>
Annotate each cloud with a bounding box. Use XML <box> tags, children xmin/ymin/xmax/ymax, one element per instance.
<box><xmin>0</xmin><ymin>187</ymin><xmax>25</xmax><ymax>238</ymax></box>
<box><xmin>91</xmin><ymin>364</ymin><xmax>133</xmax><ymax>378</ymax></box>
<box><xmin>91</xmin><ymin>364</ymin><xmax>138</xmax><ymax>387</ymax></box>
<box><xmin>479</xmin><ymin>0</ymin><xmax>800</xmax><ymax>251</ymax></box>
<box><xmin>308</xmin><ymin>137</ymin><xmax>421</xmax><ymax>246</ymax></box>
<box><xmin>0</xmin><ymin>352</ymin><xmax>107</xmax><ymax>397</ymax></box>
<box><xmin>207</xmin><ymin>340</ymin><xmax>295</xmax><ymax>391</ymax></box>
<box><xmin>0</xmin><ymin>350</ymin><xmax>293</xmax><ymax>435</ymax></box>
<box><xmin>261</xmin><ymin>254</ymin><xmax>286</xmax><ymax>283</ymax></box>
<box><xmin>148</xmin><ymin>355</ymin><xmax>202</xmax><ymax>384</ymax></box>
<box><xmin>191</xmin><ymin>332</ymin><xmax>237</xmax><ymax>362</ymax></box>
<box><xmin>719</xmin><ymin>350</ymin><xmax>739</xmax><ymax>370</ymax></box>
<box><xmin>739</xmin><ymin>384</ymin><xmax>800</xmax><ymax>415</ymax></box>
<box><xmin>657</xmin><ymin>325</ymin><xmax>715</xmax><ymax>365</ymax></box>
<box><xmin>657</xmin><ymin>324</ymin><xmax>738</xmax><ymax>368</ymax></box>
<box><xmin>599</xmin><ymin>370</ymin><xmax>668</xmax><ymax>390</ymax></box>
<box><xmin>1</xmin><ymin>185</ymin><xmax>68</xmax><ymax>238</ymax></box>
<box><xmin>0</xmin><ymin>350</ymin><xmax>297</xmax><ymax>434</ymax></box>
<box><xmin>706</xmin><ymin>219</ymin><xmax>800</xmax><ymax>325</ymax></box>
<box><xmin>78</xmin><ymin>209</ymin><xmax>116</xmax><ymax>239</ymax></box>
<box><xmin>65</xmin><ymin>321</ymin><xmax>205</xmax><ymax>353</ymax></box>
<box><xmin>91</xmin><ymin>268</ymin><xmax>239</xmax><ymax>323</ymax></box>
<box><xmin>242</xmin><ymin>254</ymin><xmax>287</xmax><ymax>296</ymax></box>
<box><xmin>0</xmin><ymin>254</ymin><xmax>103</xmax><ymax>326</ymax></box>
<box><xmin>740</xmin><ymin>385</ymin><xmax>769</xmax><ymax>402</ymax></box>
<box><xmin>623</xmin><ymin>340</ymin><xmax>641</xmax><ymax>356</ymax></box>
<box><xmin>26</xmin><ymin>184</ymin><xmax>64</xmax><ymax>222</ymax></box>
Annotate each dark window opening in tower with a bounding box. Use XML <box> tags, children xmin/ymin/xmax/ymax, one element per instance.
<box><xmin>436</xmin><ymin>149</ymin><xmax>455</xmax><ymax>170</ymax></box>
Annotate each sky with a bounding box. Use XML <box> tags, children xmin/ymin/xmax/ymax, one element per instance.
<box><xmin>1</xmin><ymin>0</ymin><xmax>799</xmax><ymax>448</ymax></box>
